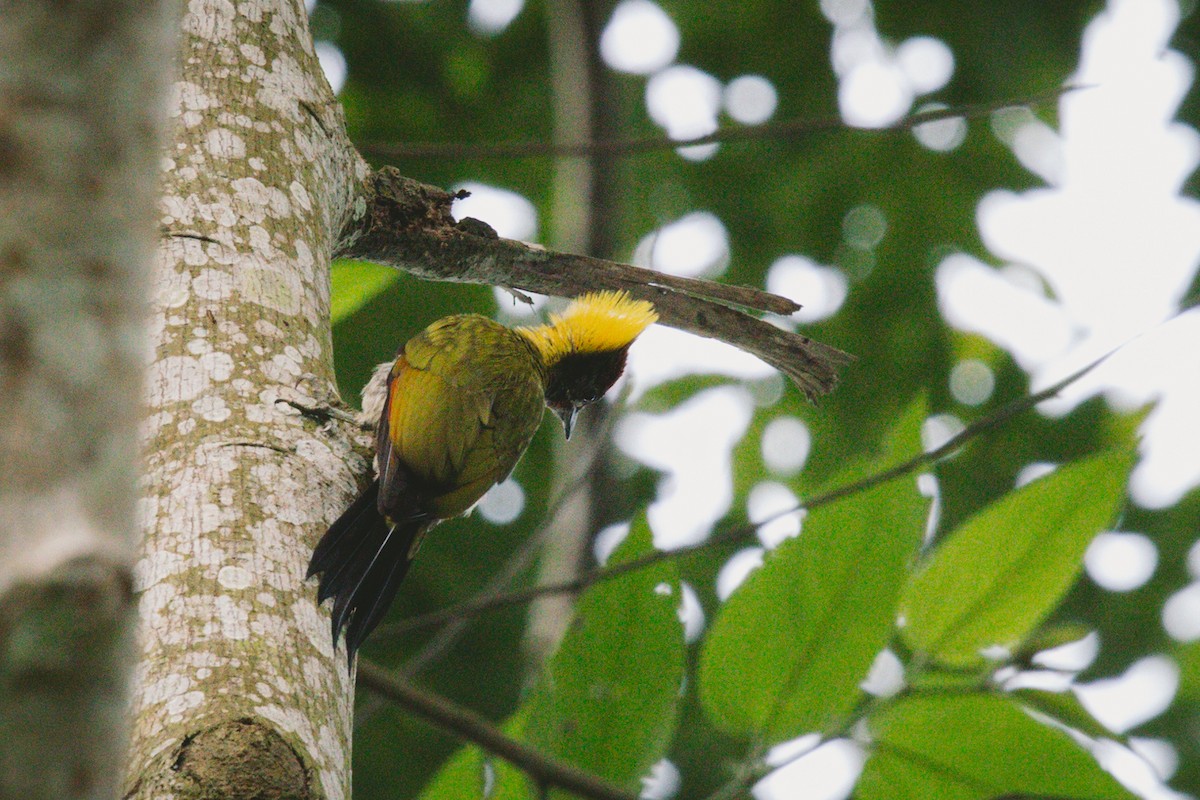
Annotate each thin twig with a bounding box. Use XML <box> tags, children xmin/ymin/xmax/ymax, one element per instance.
<box><xmin>388</xmin><ymin>352</ymin><xmax>1112</xmax><ymax>634</ymax></box>
<box><xmin>355</xmin><ymin>660</ymin><xmax>638</xmax><ymax>800</ymax></box>
<box><xmin>358</xmin><ymin>85</ymin><xmax>1083</xmax><ymax>161</ymax></box>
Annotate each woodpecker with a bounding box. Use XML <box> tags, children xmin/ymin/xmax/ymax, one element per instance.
<box><xmin>308</xmin><ymin>290</ymin><xmax>658</xmax><ymax>661</ymax></box>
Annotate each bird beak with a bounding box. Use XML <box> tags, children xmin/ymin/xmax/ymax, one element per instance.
<box><xmin>554</xmin><ymin>405</ymin><xmax>579</xmax><ymax>440</ymax></box>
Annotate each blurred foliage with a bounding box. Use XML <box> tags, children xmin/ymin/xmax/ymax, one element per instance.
<box><xmin>318</xmin><ymin>0</ymin><xmax>1199</xmax><ymax>798</ymax></box>
<box><xmin>699</xmin><ymin>401</ymin><xmax>927</xmax><ymax>741</ymax></box>
<box><xmin>860</xmin><ymin>693</ymin><xmax>1136</xmax><ymax>800</ymax></box>
<box><xmin>419</xmin><ymin>519</ymin><xmax>684</xmax><ymax>799</ymax></box>
<box><xmin>902</xmin><ymin>448</ymin><xmax>1134</xmax><ymax>668</ymax></box>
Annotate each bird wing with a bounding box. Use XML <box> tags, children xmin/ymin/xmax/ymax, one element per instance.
<box><xmin>377</xmin><ymin>316</ymin><xmax>545</xmax><ymax>521</ymax></box>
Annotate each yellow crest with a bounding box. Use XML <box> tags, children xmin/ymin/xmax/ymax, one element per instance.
<box><xmin>519</xmin><ymin>290</ymin><xmax>658</xmax><ymax>365</ymax></box>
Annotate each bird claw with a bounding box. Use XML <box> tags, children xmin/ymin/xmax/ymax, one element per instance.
<box><xmin>275</xmin><ymin>381</ymin><xmax>370</xmax><ymax>430</ymax></box>
<box><xmin>278</xmin><ymin>396</ymin><xmax>362</xmax><ymax>426</ymax></box>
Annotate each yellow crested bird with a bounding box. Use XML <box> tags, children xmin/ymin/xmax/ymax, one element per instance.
<box><xmin>308</xmin><ymin>290</ymin><xmax>658</xmax><ymax>661</ymax></box>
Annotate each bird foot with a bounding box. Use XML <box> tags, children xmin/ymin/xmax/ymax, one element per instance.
<box><xmin>276</xmin><ymin>381</ymin><xmax>372</xmax><ymax>430</ymax></box>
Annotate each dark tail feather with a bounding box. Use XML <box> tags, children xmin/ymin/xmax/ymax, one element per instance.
<box><xmin>309</xmin><ymin>482</ymin><xmax>381</xmax><ymax>598</ymax></box>
<box><xmin>308</xmin><ymin>480</ymin><xmax>422</xmax><ymax>663</ymax></box>
<box><xmin>340</xmin><ymin>541</ymin><xmax>415</xmax><ymax>661</ymax></box>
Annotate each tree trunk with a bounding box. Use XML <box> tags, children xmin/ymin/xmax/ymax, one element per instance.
<box><xmin>0</xmin><ymin>1</ymin><xmax>178</xmax><ymax>799</ymax></box>
<box><xmin>124</xmin><ymin>1</ymin><xmax>369</xmax><ymax>797</ymax></box>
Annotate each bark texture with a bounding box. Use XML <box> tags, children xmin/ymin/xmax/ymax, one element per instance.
<box><xmin>126</xmin><ymin>1</ymin><xmax>369</xmax><ymax>797</ymax></box>
<box><xmin>0</xmin><ymin>1</ymin><xmax>178</xmax><ymax>799</ymax></box>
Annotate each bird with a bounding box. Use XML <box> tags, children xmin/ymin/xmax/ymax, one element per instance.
<box><xmin>307</xmin><ymin>290</ymin><xmax>658</xmax><ymax>662</ymax></box>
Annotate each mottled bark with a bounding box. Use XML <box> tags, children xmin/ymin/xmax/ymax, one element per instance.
<box><xmin>0</xmin><ymin>1</ymin><xmax>178</xmax><ymax>799</ymax></box>
<box><xmin>126</xmin><ymin>0</ymin><xmax>369</xmax><ymax>797</ymax></box>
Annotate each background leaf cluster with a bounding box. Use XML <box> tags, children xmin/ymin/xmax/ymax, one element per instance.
<box><xmin>315</xmin><ymin>0</ymin><xmax>1199</xmax><ymax>797</ymax></box>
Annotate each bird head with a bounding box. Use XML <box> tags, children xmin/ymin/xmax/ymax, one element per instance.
<box><xmin>519</xmin><ymin>290</ymin><xmax>658</xmax><ymax>438</ymax></box>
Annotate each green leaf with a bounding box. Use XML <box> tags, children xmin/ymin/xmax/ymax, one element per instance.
<box><xmin>904</xmin><ymin>667</ymin><xmax>988</xmax><ymax>693</ymax></box>
<box><xmin>859</xmin><ymin>693</ymin><xmax>1136</xmax><ymax>800</ymax></box>
<box><xmin>1178</xmin><ymin>639</ymin><xmax>1200</xmax><ymax>705</ymax></box>
<box><xmin>331</xmin><ymin>260</ymin><xmax>397</xmax><ymax>324</ymax></box>
<box><xmin>901</xmin><ymin>448</ymin><xmax>1134</xmax><ymax>668</ymax></box>
<box><xmin>417</xmin><ymin>743</ymin><xmax>500</xmax><ymax>799</ymax></box>
<box><xmin>698</xmin><ymin>401</ymin><xmax>928</xmax><ymax>742</ymax></box>
<box><xmin>1012</xmin><ymin>688</ymin><xmax>1117</xmax><ymax>741</ymax></box>
<box><xmin>419</xmin><ymin>709</ymin><xmax>533</xmax><ymax>800</ymax></box>
<box><xmin>521</xmin><ymin>517</ymin><xmax>684</xmax><ymax>795</ymax></box>
<box><xmin>419</xmin><ymin>517</ymin><xmax>685</xmax><ymax>800</ymax></box>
